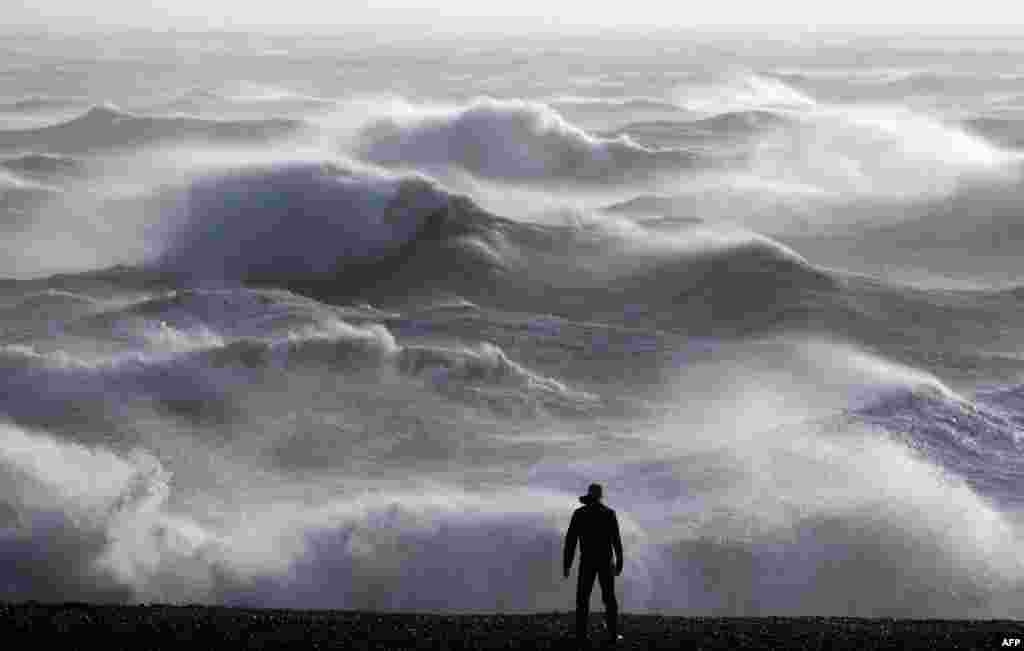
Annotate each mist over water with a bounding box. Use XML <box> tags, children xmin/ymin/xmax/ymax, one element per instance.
<box><xmin>3</xmin><ymin>29</ymin><xmax>1024</xmax><ymax>617</ymax></box>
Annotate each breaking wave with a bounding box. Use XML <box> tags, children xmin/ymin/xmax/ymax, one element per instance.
<box><xmin>352</xmin><ymin>97</ymin><xmax>698</xmax><ymax>184</ymax></box>
<box><xmin>674</xmin><ymin>73</ymin><xmax>817</xmax><ymax>113</ymax></box>
<box><xmin>141</xmin><ymin>158</ymin><xmax>837</xmax><ymax>334</ymax></box>
<box><xmin>151</xmin><ymin>161</ymin><xmax>457</xmax><ymax>281</ymax></box>
<box><xmin>6</xmin><ymin>35</ymin><xmax>1024</xmax><ymax>618</ymax></box>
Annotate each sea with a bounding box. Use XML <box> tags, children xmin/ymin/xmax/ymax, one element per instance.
<box><xmin>2</xmin><ymin>27</ymin><xmax>1024</xmax><ymax>617</ymax></box>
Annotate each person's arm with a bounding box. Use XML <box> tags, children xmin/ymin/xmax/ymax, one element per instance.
<box><xmin>563</xmin><ymin>511</ymin><xmax>579</xmax><ymax>578</ymax></box>
<box><xmin>611</xmin><ymin>511</ymin><xmax>624</xmax><ymax>575</ymax></box>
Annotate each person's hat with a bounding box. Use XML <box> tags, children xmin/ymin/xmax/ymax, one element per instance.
<box><xmin>580</xmin><ymin>483</ymin><xmax>603</xmax><ymax>503</ymax></box>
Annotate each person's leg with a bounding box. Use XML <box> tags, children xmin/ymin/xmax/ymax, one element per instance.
<box><xmin>576</xmin><ymin>562</ymin><xmax>598</xmax><ymax>643</ymax></box>
<box><xmin>597</xmin><ymin>562</ymin><xmax>618</xmax><ymax>642</ymax></box>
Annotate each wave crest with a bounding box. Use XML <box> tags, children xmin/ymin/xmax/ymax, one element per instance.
<box><xmin>353</xmin><ymin>97</ymin><xmax>696</xmax><ymax>184</ymax></box>
<box><xmin>0</xmin><ymin>105</ymin><xmax>302</xmax><ymax>153</ymax></box>
<box><xmin>153</xmin><ymin>162</ymin><xmax>454</xmax><ymax>281</ymax></box>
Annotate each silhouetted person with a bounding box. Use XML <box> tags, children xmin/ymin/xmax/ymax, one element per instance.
<box><xmin>563</xmin><ymin>483</ymin><xmax>623</xmax><ymax>647</ymax></box>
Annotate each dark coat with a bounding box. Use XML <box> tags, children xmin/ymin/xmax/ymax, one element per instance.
<box><xmin>563</xmin><ymin>499</ymin><xmax>624</xmax><ymax>570</ymax></box>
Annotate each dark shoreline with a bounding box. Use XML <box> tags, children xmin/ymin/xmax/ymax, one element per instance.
<box><xmin>2</xmin><ymin>603</ymin><xmax>1022</xmax><ymax>649</ymax></box>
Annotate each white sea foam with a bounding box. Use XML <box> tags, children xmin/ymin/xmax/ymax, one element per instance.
<box><xmin>747</xmin><ymin>104</ymin><xmax>1021</xmax><ymax>198</ymax></box>
<box><xmin>350</xmin><ymin>96</ymin><xmax>692</xmax><ymax>184</ymax></box>
<box><xmin>675</xmin><ymin>72</ymin><xmax>818</xmax><ymax>113</ymax></box>
<box><xmin>5</xmin><ymin>32</ymin><xmax>1024</xmax><ymax>619</ymax></box>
